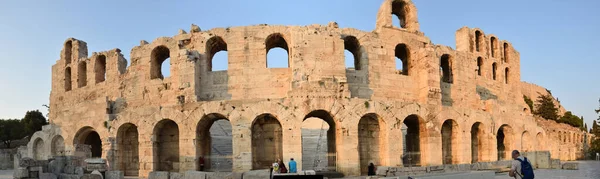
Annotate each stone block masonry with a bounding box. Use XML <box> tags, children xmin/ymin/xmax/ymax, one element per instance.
<box><xmin>14</xmin><ymin>0</ymin><xmax>589</xmax><ymax>178</ymax></box>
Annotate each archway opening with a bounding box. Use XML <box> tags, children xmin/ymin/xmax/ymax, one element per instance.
<box><xmin>65</xmin><ymin>41</ymin><xmax>72</xmax><ymax>65</ymax></box>
<box><xmin>477</xmin><ymin>57</ymin><xmax>483</xmax><ymax>76</ymax></box>
<box><xmin>302</xmin><ymin>110</ymin><xmax>337</xmax><ymax>171</ymax></box>
<box><xmin>402</xmin><ymin>115</ymin><xmax>425</xmax><ymax>167</ymax></box>
<box><xmin>153</xmin><ymin>119</ymin><xmax>179</xmax><ymax>172</ymax></box>
<box><xmin>266</xmin><ymin>33</ymin><xmax>289</xmax><ymax>68</ymax></box>
<box><xmin>51</xmin><ymin>136</ymin><xmax>65</xmax><ymax>157</ymax></box>
<box><xmin>491</xmin><ymin>37</ymin><xmax>497</xmax><ymax>57</ymax></box>
<box><xmin>344</xmin><ymin>36</ymin><xmax>361</xmax><ymax>70</ymax></box>
<box><xmin>536</xmin><ymin>132</ymin><xmax>543</xmax><ymax>151</ymax></box>
<box><xmin>78</xmin><ymin>61</ymin><xmax>87</xmax><ymax>88</ymax></box>
<box><xmin>150</xmin><ymin>46</ymin><xmax>171</xmax><ymax>79</ymax></box>
<box><xmin>496</xmin><ymin>125</ymin><xmax>513</xmax><ymax>160</ymax></box>
<box><xmin>33</xmin><ymin>138</ymin><xmax>45</xmax><ymax>160</ymax></box>
<box><xmin>503</xmin><ymin>43</ymin><xmax>510</xmax><ymax>62</ymax></box>
<box><xmin>441</xmin><ymin>119</ymin><xmax>459</xmax><ymax>164</ymax></box>
<box><xmin>492</xmin><ymin>63</ymin><xmax>497</xmax><ymax>80</ymax></box>
<box><xmin>252</xmin><ymin>114</ymin><xmax>283</xmax><ymax>169</ymax></box>
<box><xmin>505</xmin><ymin>68</ymin><xmax>509</xmax><ymax>84</ymax></box>
<box><xmin>395</xmin><ymin>44</ymin><xmax>410</xmax><ymax>75</ymax></box>
<box><xmin>391</xmin><ymin>0</ymin><xmax>409</xmax><ymax>28</ymax></box>
<box><xmin>475</xmin><ymin>31</ymin><xmax>482</xmax><ymax>52</ymax></box>
<box><xmin>302</xmin><ymin>117</ymin><xmax>330</xmax><ymax>171</ymax></box>
<box><xmin>74</xmin><ymin>127</ymin><xmax>102</xmax><ymax>158</ymax></box>
<box><xmin>206</xmin><ymin>36</ymin><xmax>228</xmax><ymax>71</ymax></box>
<box><xmin>522</xmin><ymin>131</ymin><xmax>531</xmax><ymax>152</ymax></box>
<box><xmin>440</xmin><ymin>54</ymin><xmax>453</xmax><ymax>83</ymax></box>
<box><xmin>358</xmin><ymin>113</ymin><xmax>383</xmax><ymax>174</ymax></box>
<box><xmin>196</xmin><ymin>113</ymin><xmax>232</xmax><ymax>172</ymax></box>
<box><xmin>117</xmin><ymin>123</ymin><xmax>139</xmax><ymax>176</ymax></box>
<box><xmin>64</xmin><ymin>67</ymin><xmax>72</xmax><ymax>91</ymax></box>
<box><xmin>470</xmin><ymin>122</ymin><xmax>485</xmax><ymax>163</ymax></box>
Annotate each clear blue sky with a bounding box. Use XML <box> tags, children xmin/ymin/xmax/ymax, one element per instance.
<box><xmin>0</xmin><ymin>0</ymin><xmax>598</xmax><ymax>128</ymax></box>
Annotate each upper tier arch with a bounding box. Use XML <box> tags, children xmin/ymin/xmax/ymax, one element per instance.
<box><xmin>376</xmin><ymin>0</ymin><xmax>420</xmax><ymax>32</ymax></box>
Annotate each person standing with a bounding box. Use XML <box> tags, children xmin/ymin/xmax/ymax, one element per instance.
<box><xmin>199</xmin><ymin>155</ymin><xmax>205</xmax><ymax>171</ymax></box>
<box><xmin>509</xmin><ymin>150</ymin><xmax>534</xmax><ymax>179</ymax></box>
<box><xmin>272</xmin><ymin>160</ymin><xmax>280</xmax><ymax>174</ymax></box>
<box><xmin>367</xmin><ymin>163</ymin><xmax>376</xmax><ymax>176</ymax></box>
<box><xmin>279</xmin><ymin>159</ymin><xmax>288</xmax><ymax>173</ymax></box>
<box><xmin>596</xmin><ymin>152</ymin><xmax>599</xmax><ymax>161</ymax></box>
<box><xmin>288</xmin><ymin>158</ymin><xmax>297</xmax><ymax>173</ymax></box>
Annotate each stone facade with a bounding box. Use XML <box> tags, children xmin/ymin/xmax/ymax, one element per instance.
<box><xmin>38</xmin><ymin>0</ymin><xmax>591</xmax><ymax>177</ymax></box>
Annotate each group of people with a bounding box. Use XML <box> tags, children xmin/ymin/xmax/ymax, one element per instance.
<box><xmin>272</xmin><ymin>158</ymin><xmax>297</xmax><ymax>174</ymax></box>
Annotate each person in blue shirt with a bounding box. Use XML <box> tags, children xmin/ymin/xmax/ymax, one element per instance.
<box><xmin>288</xmin><ymin>158</ymin><xmax>297</xmax><ymax>173</ymax></box>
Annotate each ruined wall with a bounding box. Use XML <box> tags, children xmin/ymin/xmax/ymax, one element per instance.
<box><xmin>46</xmin><ymin>0</ymin><xmax>588</xmax><ymax>177</ymax></box>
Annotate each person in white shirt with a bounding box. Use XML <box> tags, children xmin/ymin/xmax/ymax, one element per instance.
<box><xmin>509</xmin><ymin>150</ymin><xmax>531</xmax><ymax>179</ymax></box>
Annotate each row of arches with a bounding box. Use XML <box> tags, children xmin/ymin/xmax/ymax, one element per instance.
<box><xmin>474</xmin><ymin>30</ymin><xmax>511</xmax><ymax>63</ymax></box>
<box><xmin>149</xmin><ymin>33</ymin><xmax>290</xmax><ymax>80</ymax></box>
<box><xmin>63</xmin><ymin>53</ymin><xmax>107</xmax><ymax>91</ymax></box>
<box><xmin>31</xmin><ymin>135</ymin><xmax>65</xmax><ymax>160</ymax></box>
<box><xmin>70</xmin><ymin>110</ymin><xmax>544</xmax><ymax>176</ymax></box>
<box><xmin>476</xmin><ymin>57</ymin><xmax>510</xmax><ymax>84</ymax></box>
<box><xmin>557</xmin><ymin>131</ymin><xmax>585</xmax><ymax>144</ymax></box>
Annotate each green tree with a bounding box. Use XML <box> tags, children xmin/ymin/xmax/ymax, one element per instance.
<box><xmin>523</xmin><ymin>95</ymin><xmax>534</xmax><ymax>112</ymax></box>
<box><xmin>21</xmin><ymin>110</ymin><xmax>47</xmax><ymax>137</ymax></box>
<box><xmin>533</xmin><ymin>94</ymin><xmax>560</xmax><ymax>120</ymax></box>
<box><xmin>585</xmin><ymin>123</ymin><xmax>589</xmax><ymax>132</ymax></box>
<box><xmin>558</xmin><ymin>111</ymin><xmax>584</xmax><ymax>129</ymax></box>
<box><xmin>0</xmin><ymin>119</ymin><xmax>26</xmax><ymax>148</ymax></box>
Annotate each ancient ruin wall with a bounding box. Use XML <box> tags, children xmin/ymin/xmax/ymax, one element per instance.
<box><xmin>44</xmin><ymin>0</ymin><xmax>588</xmax><ymax>177</ymax></box>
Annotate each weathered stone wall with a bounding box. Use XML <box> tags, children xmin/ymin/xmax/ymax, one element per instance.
<box><xmin>0</xmin><ymin>149</ymin><xmax>18</xmax><ymax>169</ymax></box>
<box><xmin>45</xmin><ymin>0</ymin><xmax>589</xmax><ymax>177</ymax></box>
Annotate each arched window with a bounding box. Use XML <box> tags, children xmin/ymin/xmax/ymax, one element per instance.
<box><xmin>440</xmin><ymin>54</ymin><xmax>453</xmax><ymax>83</ymax></box>
<box><xmin>395</xmin><ymin>44</ymin><xmax>410</xmax><ymax>75</ymax></box>
<box><xmin>490</xmin><ymin>37</ymin><xmax>497</xmax><ymax>57</ymax></box>
<box><xmin>492</xmin><ymin>63</ymin><xmax>497</xmax><ymax>80</ymax></box>
<box><xmin>344</xmin><ymin>36</ymin><xmax>361</xmax><ymax>70</ymax></box>
<box><xmin>65</xmin><ymin>67</ymin><xmax>72</xmax><ymax>91</ymax></box>
<box><xmin>65</xmin><ymin>41</ymin><xmax>72</xmax><ymax>65</ymax></box>
<box><xmin>475</xmin><ymin>31</ymin><xmax>482</xmax><ymax>52</ymax></box>
<box><xmin>477</xmin><ymin>57</ymin><xmax>483</xmax><ymax>76</ymax></box>
<box><xmin>206</xmin><ymin>36</ymin><xmax>228</xmax><ymax>71</ymax></box>
<box><xmin>505</xmin><ymin>67</ymin><xmax>509</xmax><ymax>84</ymax></box>
<box><xmin>150</xmin><ymin>46</ymin><xmax>170</xmax><ymax>79</ymax></box>
<box><xmin>503</xmin><ymin>43</ymin><xmax>510</xmax><ymax>63</ymax></box>
<box><xmin>95</xmin><ymin>55</ymin><xmax>106</xmax><ymax>84</ymax></box>
<box><xmin>78</xmin><ymin>61</ymin><xmax>87</xmax><ymax>88</ymax></box>
<box><xmin>391</xmin><ymin>0</ymin><xmax>409</xmax><ymax>28</ymax></box>
<box><xmin>265</xmin><ymin>33</ymin><xmax>289</xmax><ymax>68</ymax></box>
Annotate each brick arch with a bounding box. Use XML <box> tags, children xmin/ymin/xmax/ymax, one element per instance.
<box><xmin>496</xmin><ymin>124</ymin><xmax>514</xmax><ymax>160</ymax></box>
<box><xmin>51</xmin><ymin>135</ymin><xmax>65</xmax><ymax>157</ymax></box>
<box><xmin>357</xmin><ymin>113</ymin><xmax>388</xmax><ymax>174</ymax></box>
<box><xmin>73</xmin><ymin>126</ymin><xmax>102</xmax><ymax>158</ymax></box>
<box><xmin>401</xmin><ymin>114</ymin><xmax>429</xmax><ymax>167</ymax></box>
<box><xmin>152</xmin><ymin>119</ymin><xmax>180</xmax><ymax>172</ymax></box>
<box><xmin>251</xmin><ymin>113</ymin><xmax>283</xmax><ymax>169</ymax></box>
<box><xmin>195</xmin><ymin>113</ymin><xmax>232</xmax><ymax>171</ymax></box>
<box><xmin>441</xmin><ymin>119</ymin><xmax>460</xmax><ymax>164</ymax></box>
<box><xmin>33</xmin><ymin>138</ymin><xmax>45</xmax><ymax>160</ymax></box>
<box><xmin>116</xmin><ymin>123</ymin><xmax>139</xmax><ymax>176</ymax></box>
<box><xmin>376</xmin><ymin>0</ymin><xmax>420</xmax><ymax>31</ymax></box>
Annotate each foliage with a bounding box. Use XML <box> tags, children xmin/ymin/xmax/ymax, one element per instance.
<box><xmin>558</xmin><ymin>111</ymin><xmax>584</xmax><ymax>129</ymax></box>
<box><xmin>0</xmin><ymin>110</ymin><xmax>48</xmax><ymax>148</ymax></box>
<box><xmin>0</xmin><ymin>119</ymin><xmax>26</xmax><ymax>148</ymax></box>
<box><xmin>589</xmin><ymin>101</ymin><xmax>600</xmax><ymax>157</ymax></box>
<box><xmin>21</xmin><ymin>110</ymin><xmax>48</xmax><ymax>137</ymax></box>
<box><xmin>533</xmin><ymin>94</ymin><xmax>560</xmax><ymax>121</ymax></box>
<box><xmin>523</xmin><ymin>95</ymin><xmax>534</xmax><ymax>112</ymax></box>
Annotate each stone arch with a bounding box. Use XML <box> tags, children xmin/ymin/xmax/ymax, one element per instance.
<box><xmin>64</xmin><ymin>67</ymin><xmax>72</xmax><ymax>91</ymax></box>
<box><xmin>496</xmin><ymin>124</ymin><xmax>513</xmax><ymax>160</ymax></box>
<box><xmin>152</xmin><ymin>119</ymin><xmax>179</xmax><ymax>172</ymax></box>
<box><xmin>440</xmin><ymin>54</ymin><xmax>453</xmax><ymax>83</ymax></box>
<box><xmin>65</xmin><ymin>40</ymin><xmax>72</xmax><ymax>65</ymax></box>
<box><xmin>302</xmin><ymin>110</ymin><xmax>337</xmax><ymax>171</ymax></box>
<box><xmin>477</xmin><ymin>57</ymin><xmax>483</xmax><ymax>76</ymax></box>
<box><xmin>376</xmin><ymin>0</ymin><xmax>419</xmax><ymax>31</ymax></box>
<box><xmin>77</xmin><ymin>61</ymin><xmax>87</xmax><ymax>88</ymax></box>
<box><xmin>475</xmin><ymin>30</ymin><xmax>483</xmax><ymax>52</ymax></box>
<box><xmin>521</xmin><ymin>131</ymin><xmax>531</xmax><ymax>152</ymax></box>
<box><xmin>265</xmin><ymin>33</ymin><xmax>290</xmax><ymax>68</ymax></box>
<box><xmin>490</xmin><ymin>37</ymin><xmax>497</xmax><ymax>57</ymax></box>
<box><xmin>252</xmin><ymin>113</ymin><xmax>283</xmax><ymax>169</ymax></box>
<box><xmin>536</xmin><ymin>132</ymin><xmax>543</xmax><ymax>151</ymax></box>
<box><xmin>402</xmin><ymin>114</ymin><xmax>428</xmax><ymax>167</ymax></box>
<box><xmin>150</xmin><ymin>45</ymin><xmax>171</xmax><ymax>79</ymax></box>
<box><xmin>206</xmin><ymin>36</ymin><xmax>228</xmax><ymax>71</ymax></box>
<box><xmin>343</xmin><ymin>35</ymin><xmax>362</xmax><ymax>70</ymax></box>
<box><xmin>441</xmin><ymin>119</ymin><xmax>459</xmax><ymax>164</ymax></box>
<box><xmin>505</xmin><ymin>67</ymin><xmax>509</xmax><ymax>84</ymax></box>
<box><xmin>95</xmin><ymin>55</ymin><xmax>107</xmax><ymax>83</ymax></box>
<box><xmin>470</xmin><ymin>122</ymin><xmax>487</xmax><ymax>163</ymax></box>
<box><xmin>395</xmin><ymin>43</ymin><xmax>410</xmax><ymax>75</ymax></box>
<box><xmin>504</xmin><ymin>42</ymin><xmax>510</xmax><ymax>63</ymax></box>
<box><xmin>492</xmin><ymin>62</ymin><xmax>497</xmax><ymax>80</ymax></box>
<box><xmin>74</xmin><ymin>127</ymin><xmax>102</xmax><ymax>158</ymax></box>
<box><xmin>358</xmin><ymin>113</ymin><xmax>386</xmax><ymax>174</ymax></box>
<box><xmin>117</xmin><ymin>123</ymin><xmax>139</xmax><ymax>176</ymax></box>
<box><xmin>51</xmin><ymin>135</ymin><xmax>65</xmax><ymax>157</ymax></box>
<box><xmin>196</xmin><ymin>113</ymin><xmax>233</xmax><ymax>171</ymax></box>
<box><xmin>33</xmin><ymin>138</ymin><xmax>45</xmax><ymax>160</ymax></box>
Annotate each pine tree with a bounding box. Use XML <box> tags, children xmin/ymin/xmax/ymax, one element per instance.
<box><xmin>533</xmin><ymin>94</ymin><xmax>559</xmax><ymax>120</ymax></box>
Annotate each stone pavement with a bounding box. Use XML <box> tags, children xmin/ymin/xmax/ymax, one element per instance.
<box><xmin>494</xmin><ymin>161</ymin><xmax>600</xmax><ymax>179</ymax></box>
<box><xmin>0</xmin><ymin>170</ymin><xmax>12</xmax><ymax>179</ymax></box>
